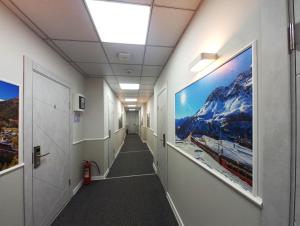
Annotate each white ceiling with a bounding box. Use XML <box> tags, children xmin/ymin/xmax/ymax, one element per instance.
<box><xmin>3</xmin><ymin>0</ymin><xmax>202</xmax><ymax>106</ymax></box>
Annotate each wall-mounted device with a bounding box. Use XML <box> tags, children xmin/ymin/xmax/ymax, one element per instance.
<box><xmin>73</xmin><ymin>93</ymin><xmax>85</xmax><ymax>112</ymax></box>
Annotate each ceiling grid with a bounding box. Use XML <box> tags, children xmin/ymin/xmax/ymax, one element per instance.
<box><xmin>2</xmin><ymin>0</ymin><xmax>202</xmax><ymax>106</ymax></box>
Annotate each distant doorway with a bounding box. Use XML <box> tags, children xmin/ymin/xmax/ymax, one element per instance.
<box><xmin>126</xmin><ymin>111</ymin><xmax>139</xmax><ymax>134</ymax></box>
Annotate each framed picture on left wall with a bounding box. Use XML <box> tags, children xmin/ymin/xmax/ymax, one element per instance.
<box><xmin>0</xmin><ymin>80</ymin><xmax>19</xmax><ymax>172</ymax></box>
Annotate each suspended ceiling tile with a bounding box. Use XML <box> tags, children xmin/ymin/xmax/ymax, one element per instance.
<box><xmin>108</xmin><ymin>83</ymin><xmax>120</xmax><ymax>89</ymax></box>
<box><xmin>122</xmin><ymin>94</ymin><xmax>139</xmax><ymax>99</ymax></box>
<box><xmin>112</xmin><ymin>64</ymin><xmax>142</xmax><ymax>76</ymax></box>
<box><xmin>144</xmin><ymin>46</ymin><xmax>173</xmax><ymax>65</ymax></box>
<box><xmin>140</xmin><ymin>84</ymin><xmax>154</xmax><ymax>90</ymax></box>
<box><xmin>108</xmin><ymin>83</ymin><xmax>121</xmax><ymax>92</ymax></box>
<box><xmin>1</xmin><ymin>0</ymin><xmax>48</xmax><ymax>39</ymax></box>
<box><xmin>104</xmin><ymin>76</ymin><xmax>118</xmax><ymax>84</ymax></box>
<box><xmin>154</xmin><ymin>0</ymin><xmax>201</xmax><ymax>10</ymax></box>
<box><xmin>110</xmin><ymin>0</ymin><xmax>153</xmax><ymax>5</ymax></box>
<box><xmin>103</xmin><ymin>43</ymin><xmax>145</xmax><ymax>65</ymax></box>
<box><xmin>142</xmin><ymin>65</ymin><xmax>163</xmax><ymax>76</ymax></box>
<box><xmin>141</xmin><ymin>76</ymin><xmax>157</xmax><ymax>85</ymax></box>
<box><xmin>54</xmin><ymin>41</ymin><xmax>108</xmax><ymax>63</ymax></box>
<box><xmin>147</xmin><ymin>7</ymin><xmax>193</xmax><ymax>46</ymax></box>
<box><xmin>45</xmin><ymin>40</ymin><xmax>72</xmax><ymax>62</ymax></box>
<box><xmin>117</xmin><ymin>76</ymin><xmax>140</xmax><ymax>83</ymax></box>
<box><xmin>10</xmin><ymin>0</ymin><xmax>98</xmax><ymax>41</ymax></box>
<box><xmin>77</xmin><ymin>63</ymin><xmax>113</xmax><ymax>75</ymax></box>
<box><xmin>120</xmin><ymin>90</ymin><xmax>139</xmax><ymax>95</ymax></box>
<box><xmin>139</xmin><ymin>90</ymin><xmax>154</xmax><ymax>95</ymax></box>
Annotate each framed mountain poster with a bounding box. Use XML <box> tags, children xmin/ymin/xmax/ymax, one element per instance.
<box><xmin>175</xmin><ymin>43</ymin><xmax>257</xmax><ymax>193</ymax></box>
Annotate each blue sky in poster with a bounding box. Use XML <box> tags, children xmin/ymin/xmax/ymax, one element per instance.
<box><xmin>0</xmin><ymin>81</ymin><xmax>19</xmax><ymax>101</ymax></box>
<box><xmin>175</xmin><ymin>47</ymin><xmax>252</xmax><ymax>119</ymax></box>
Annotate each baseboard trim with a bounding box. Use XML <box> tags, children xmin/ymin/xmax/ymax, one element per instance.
<box><xmin>92</xmin><ymin>139</ymin><xmax>124</xmax><ymax>182</ymax></box>
<box><xmin>146</xmin><ymin>143</ymin><xmax>154</xmax><ymax>157</ymax></box>
<box><xmin>114</xmin><ymin>140</ymin><xmax>124</xmax><ymax>159</ymax></box>
<box><xmin>152</xmin><ymin>162</ymin><xmax>157</xmax><ymax>173</ymax></box>
<box><xmin>92</xmin><ymin>168</ymin><xmax>109</xmax><ymax>181</ymax></box>
<box><xmin>166</xmin><ymin>192</ymin><xmax>184</xmax><ymax>226</ymax></box>
<box><xmin>73</xmin><ymin>180</ymin><xmax>83</xmax><ymax>196</ymax></box>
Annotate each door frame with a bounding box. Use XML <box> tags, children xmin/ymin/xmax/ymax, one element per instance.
<box><xmin>156</xmin><ymin>86</ymin><xmax>168</xmax><ymax>189</ymax></box>
<box><xmin>288</xmin><ymin>0</ymin><xmax>298</xmax><ymax>225</ymax></box>
<box><xmin>23</xmin><ymin>56</ymin><xmax>72</xmax><ymax>226</ymax></box>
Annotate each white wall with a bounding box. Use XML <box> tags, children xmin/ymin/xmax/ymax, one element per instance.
<box><xmin>83</xmin><ymin>78</ymin><xmax>104</xmax><ymax>139</ymax></box>
<box><xmin>146</xmin><ymin>95</ymin><xmax>154</xmax><ymax>129</ymax></box>
<box><xmin>103</xmin><ymin>80</ymin><xmax>124</xmax><ymax>135</ymax></box>
<box><xmin>83</xmin><ymin>78</ymin><xmax>125</xmax><ymax>176</ymax></box>
<box><xmin>151</xmin><ymin>0</ymin><xmax>291</xmax><ymax>225</ymax></box>
<box><xmin>84</xmin><ymin>78</ymin><xmax>124</xmax><ymax>139</ymax></box>
<box><xmin>0</xmin><ymin>2</ymin><xmax>85</xmax><ymax>226</ymax></box>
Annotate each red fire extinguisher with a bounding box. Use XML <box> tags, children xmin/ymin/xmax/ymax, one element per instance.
<box><xmin>83</xmin><ymin>161</ymin><xmax>91</xmax><ymax>185</ymax></box>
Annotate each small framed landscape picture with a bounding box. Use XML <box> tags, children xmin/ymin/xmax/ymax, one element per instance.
<box><xmin>0</xmin><ymin>80</ymin><xmax>19</xmax><ymax>172</ymax></box>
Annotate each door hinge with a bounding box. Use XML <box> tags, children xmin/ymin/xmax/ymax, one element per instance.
<box><xmin>289</xmin><ymin>22</ymin><xmax>296</xmax><ymax>53</ymax></box>
<box><xmin>68</xmin><ymin>179</ymin><xmax>71</xmax><ymax>186</ymax></box>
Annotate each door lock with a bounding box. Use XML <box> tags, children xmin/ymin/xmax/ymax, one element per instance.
<box><xmin>33</xmin><ymin>146</ymin><xmax>50</xmax><ymax>168</ymax></box>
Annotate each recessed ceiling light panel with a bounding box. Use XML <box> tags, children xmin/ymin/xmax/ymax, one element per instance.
<box><xmin>120</xmin><ymin>83</ymin><xmax>140</xmax><ymax>90</ymax></box>
<box><xmin>85</xmin><ymin>0</ymin><xmax>151</xmax><ymax>45</ymax></box>
<box><xmin>125</xmin><ymin>98</ymin><xmax>137</xmax><ymax>102</ymax></box>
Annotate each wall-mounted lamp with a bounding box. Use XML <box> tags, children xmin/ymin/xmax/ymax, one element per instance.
<box><xmin>190</xmin><ymin>53</ymin><xmax>218</xmax><ymax>72</ymax></box>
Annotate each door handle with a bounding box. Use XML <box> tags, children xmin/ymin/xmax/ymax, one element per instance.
<box><xmin>161</xmin><ymin>134</ymin><xmax>166</xmax><ymax>147</ymax></box>
<box><xmin>36</xmin><ymin>153</ymin><xmax>50</xmax><ymax>158</ymax></box>
<box><xmin>33</xmin><ymin>146</ymin><xmax>50</xmax><ymax>169</ymax></box>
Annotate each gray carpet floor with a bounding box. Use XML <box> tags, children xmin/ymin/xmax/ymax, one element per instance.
<box><xmin>52</xmin><ymin>135</ymin><xmax>178</xmax><ymax>226</ymax></box>
<box><xmin>107</xmin><ymin>151</ymin><xmax>154</xmax><ymax>177</ymax></box>
<box><xmin>121</xmin><ymin>135</ymin><xmax>148</xmax><ymax>152</ymax></box>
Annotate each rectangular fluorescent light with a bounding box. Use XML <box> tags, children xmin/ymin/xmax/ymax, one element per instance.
<box><xmin>85</xmin><ymin>0</ymin><xmax>150</xmax><ymax>45</ymax></box>
<box><xmin>128</xmin><ymin>109</ymin><xmax>136</xmax><ymax>111</ymax></box>
<box><xmin>125</xmin><ymin>98</ymin><xmax>137</xmax><ymax>102</ymax></box>
<box><xmin>120</xmin><ymin>83</ymin><xmax>139</xmax><ymax>90</ymax></box>
<box><xmin>127</xmin><ymin>105</ymin><xmax>136</xmax><ymax>107</ymax></box>
<box><xmin>190</xmin><ymin>53</ymin><xmax>218</xmax><ymax>72</ymax></box>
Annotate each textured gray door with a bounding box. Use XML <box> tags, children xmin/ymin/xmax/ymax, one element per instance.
<box><xmin>157</xmin><ymin>89</ymin><xmax>167</xmax><ymax>189</ymax></box>
<box><xmin>32</xmin><ymin>72</ymin><xmax>70</xmax><ymax>226</ymax></box>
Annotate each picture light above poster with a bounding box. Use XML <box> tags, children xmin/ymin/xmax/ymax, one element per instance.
<box><xmin>175</xmin><ymin>41</ymin><xmax>260</xmax><ymax>202</ymax></box>
<box><xmin>190</xmin><ymin>52</ymin><xmax>218</xmax><ymax>72</ymax></box>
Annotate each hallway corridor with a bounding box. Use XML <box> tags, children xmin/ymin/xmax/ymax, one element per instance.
<box><xmin>52</xmin><ymin>134</ymin><xmax>178</xmax><ymax>226</ymax></box>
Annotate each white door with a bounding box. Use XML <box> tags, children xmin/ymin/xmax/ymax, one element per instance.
<box><xmin>32</xmin><ymin>72</ymin><xmax>71</xmax><ymax>226</ymax></box>
<box><xmin>157</xmin><ymin>89</ymin><xmax>167</xmax><ymax>189</ymax></box>
<box><xmin>108</xmin><ymin>99</ymin><xmax>114</xmax><ymax>167</ymax></box>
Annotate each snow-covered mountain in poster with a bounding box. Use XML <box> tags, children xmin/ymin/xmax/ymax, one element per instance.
<box><xmin>175</xmin><ymin>47</ymin><xmax>254</xmax><ymax>191</ymax></box>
